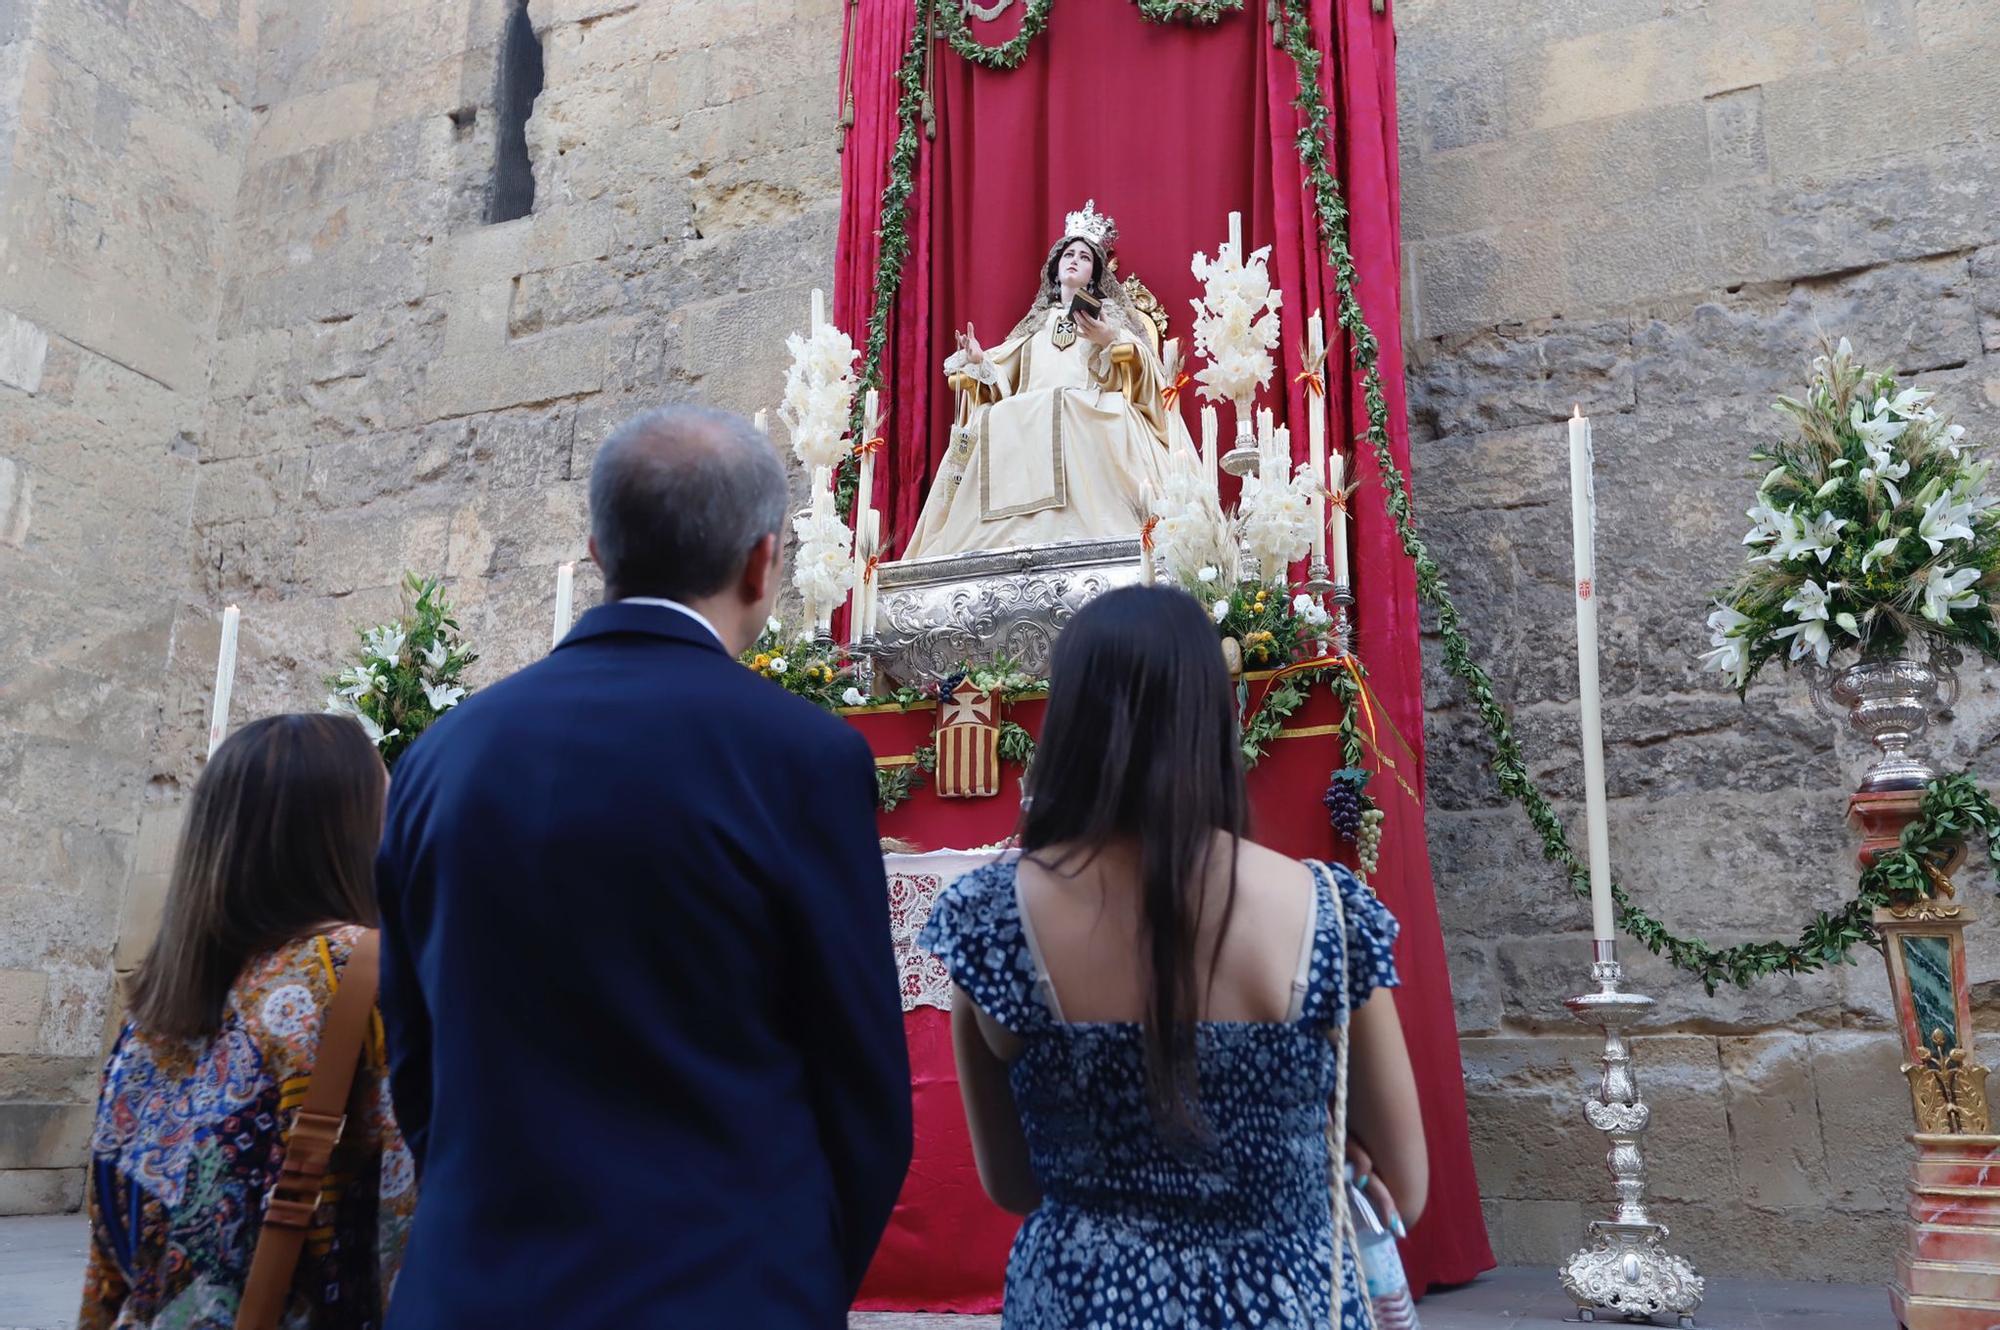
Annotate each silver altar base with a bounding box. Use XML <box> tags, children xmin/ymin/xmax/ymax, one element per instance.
<box><xmin>1560</xmin><ymin>940</ymin><xmax>1704</xmax><ymax>1326</ymax></box>
<box><xmin>873</xmin><ymin>537</ymin><xmax>1145</xmax><ymax>686</ymax></box>
<box><xmin>1806</xmin><ymin>644</ymin><xmax>1961</xmax><ymax>793</ymax></box>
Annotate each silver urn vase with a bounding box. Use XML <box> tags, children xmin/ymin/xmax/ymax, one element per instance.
<box><xmin>1807</xmin><ymin>643</ymin><xmax>1960</xmax><ymax>793</ymax></box>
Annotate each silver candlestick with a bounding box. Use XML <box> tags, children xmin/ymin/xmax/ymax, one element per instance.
<box><xmin>1329</xmin><ymin>582</ymin><xmax>1355</xmax><ymax>658</ymax></box>
<box><xmin>1303</xmin><ymin>557</ymin><xmax>1335</xmax><ymax>597</ymax></box>
<box><xmin>851</xmin><ymin>633</ymin><xmax>882</xmax><ymax>696</ymax></box>
<box><xmin>1222</xmin><ymin>398</ymin><xmax>1261</xmax><ymax>477</ymax></box>
<box><xmin>1560</xmin><ymin>940</ymin><xmax>1704</xmax><ymax>1326</ymax></box>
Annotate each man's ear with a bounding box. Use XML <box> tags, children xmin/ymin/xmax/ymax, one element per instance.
<box><xmin>742</xmin><ymin>532</ymin><xmax>780</xmax><ymax>604</ymax></box>
<box><xmin>588</xmin><ymin>534</ymin><xmax>603</xmax><ymax>574</ymax></box>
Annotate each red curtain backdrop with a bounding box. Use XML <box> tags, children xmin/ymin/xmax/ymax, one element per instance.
<box><xmin>835</xmin><ymin>0</ymin><xmax>1494</xmax><ymax>1304</ymax></box>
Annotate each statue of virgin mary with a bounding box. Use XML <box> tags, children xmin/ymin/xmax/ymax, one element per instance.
<box><xmin>901</xmin><ymin>201</ymin><xmax>1199</xmax><ymax>559</ymax></box>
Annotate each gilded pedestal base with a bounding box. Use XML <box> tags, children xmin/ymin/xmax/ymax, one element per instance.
<box><xmin>1893</xmin><ymin>1134</ymin><xmax>2000</xmax><ymax>1329</ymax></box>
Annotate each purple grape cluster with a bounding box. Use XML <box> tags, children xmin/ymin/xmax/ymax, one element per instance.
<box><xmin>1322</xmin><ymin>778</ymin><xmax>1364</xmax><ymax>841</ymax></box>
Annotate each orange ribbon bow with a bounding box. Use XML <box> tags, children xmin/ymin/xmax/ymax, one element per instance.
<box><xmin>1140</xmin><ymin>515</ymin><xmax>1160</xmax><ymax>551</ymax></box>
<box><xmin>862</xmin><ymin>554</ymin><xmax>881</xmax><ymax>584</ymax></box>
<box><xmin>1161</xmin><ymin>372</ymin><xmax>1191</xmax><ymax>410</ymax></box>
<box><xmin>855</xmin><ymin>436</ymin><xmax>886</xmax><ymax>457</ymax></box>
<box><xmin>1293</xmin><ymin>368</ymin><xmax>1326</xmax><ymax>397</ymax></box>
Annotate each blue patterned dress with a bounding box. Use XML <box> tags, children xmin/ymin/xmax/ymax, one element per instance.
<box><xmin>920</xmin><ymin>858</ymin><xmax>1399</xmax><ymax>1330</ymax></box>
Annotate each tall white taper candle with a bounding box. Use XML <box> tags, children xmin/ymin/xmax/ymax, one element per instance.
<box><xmin>1568</xmin><ymin>406</ymin><xmax>1616</xmax><ymax>942</ymax></box>
<box><xmin>1329</xmin><ymin>452</ymin><xmax>1349</xmax><ymax>585</ymax></box>
<box><xmin>1228</xmin><ymin>211</ymin><xmax>1243</xmax><ymax>260</ymax></box>
<box><xmin>752</xmin><ymin>409</ymin><xmax>768</xmax><ymax>435</ymax></box>
<box><xmin>552</xmin><ymin>561</ymin><xmax>575</xmax><ymax>649</ymax></box>
<box><xmin>857</xmin><ymin>389</ymin><xmax>878</xmax><ymax>521</ymax></box>
<box><xmin>810</xmin><ymin>288</ymin><xmax>826</xmax><ymax>332</ymax></box>
<box><xmin>862</xmin><ymin>510</ymin><xmax>882</xmax><ymax>638</ymax></box>
<box><xmin>1200</xmin><ymin>405</ymin><xmax>1219</xmax><ymax>497</ymax></box>
<box><xmin>207</xmin><ymin>605</ymin><xmax>240</xmax><ymax>758</ymax></box>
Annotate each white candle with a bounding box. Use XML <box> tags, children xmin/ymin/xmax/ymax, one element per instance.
<box><xmin>1140</xmin><ymin>490</ymin><xmax>1157</xmax><ymax>584</ymax></box>
<box><xmin>857</xmin><ymin>389</ymin><xmax>878</xmax><ymax>522</ymax></box>
<box><xmin>1200</xmin><ymin>405</ymin><xmax>1219</xmax><ymax>496</ymax></box>
<box><xmin>752</xmin><ymin>409</ymin><xmax>768</xmax><ymax>434</ymax></box>
<box><xmin>1308</xmin><ymin>309</ymin><xmax>1324</xmax><ymax>364</ymax></box>
<box><xmin>1568</xmin><ymin>407</ymin><xmax>1616</xmax><ymax>943</ymax></box>
<box><xmin>206</xmin><ymin>605</ymin><xmax>240</xmax><ymax>758</ymax></box>
<box><xmin>810</xmin><ymin>288</ymin><xmax>826</xmax><ymax>332</ymax></box>
<box><xmin>864</xmin><ymin>510</ymin><xmax>883</xmax><ymax>638</ymax></box>
<box><xmin>1227</xmin><ymin>211</ymin><xmax>1242</xmax><ymax>261</ymax></box>
<box><xmin>552</xmin><ymin>561</ymin><xmax>575</xmax><ymax>648</ymax></box>
<box><xmin>1163</xmin><ymin>338</ymin><xmax>1180</xmax><ymax>382</ymax></box>
<box><xmin>1274</xmin><ymin>425</ymin><xmax>1291</xmax><ymax>478</ymax></box>
<box><xmin>1330</xmin><ymin>453</ymin><xmax>1350</xmax><ymax>585</ymax></box>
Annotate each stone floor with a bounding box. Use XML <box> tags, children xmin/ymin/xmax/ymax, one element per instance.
<box><xmin>1</xmin><ymin>1213</ymin><xmax>1891</xmax><ymax>1328</ymax></box>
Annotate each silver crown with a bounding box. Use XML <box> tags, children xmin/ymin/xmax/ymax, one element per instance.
<box><xmin>1061</xmin><ymin>199</ymin><xmax>1118</xmax><ymax>249</ymax></box>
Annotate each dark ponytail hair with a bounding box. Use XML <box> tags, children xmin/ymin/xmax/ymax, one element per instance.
<box><xmin>1017</xmin><ymin>585</ymin><xmax>1247</xmax><ymax>1135</ymax></box>
<box><xmin>126</xmin><ymin>713</ymin><xmax>386</xmax><ymax>1039</ymax></box>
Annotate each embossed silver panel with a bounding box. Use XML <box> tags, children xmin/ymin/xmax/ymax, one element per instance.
<box><xmin>875</xmin><ymin>537</ymin><xmax>1145</xmax><ymax>686</ymax></box>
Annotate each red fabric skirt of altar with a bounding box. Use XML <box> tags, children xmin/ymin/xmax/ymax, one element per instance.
<box><xmin>847</xmin><ymin>687</ymin><xmax>1470</xmax><ymax>1313</ymax></box>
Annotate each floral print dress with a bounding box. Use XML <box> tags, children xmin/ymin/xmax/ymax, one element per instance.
<box><xmin>80</xmin><ymin>926</ymin><xmax>415</xmax><ymax>1330</ymax></box>
<box><xmin>921</xmin><ymin>859</ymin><xmax>1399</xmax><ymax>1330</ymax></box>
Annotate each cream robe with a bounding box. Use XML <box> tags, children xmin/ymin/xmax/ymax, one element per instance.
<box><xmin>902</xmin><ymin>309</ymin><xmax>1198</xmax><ymax>559</ymax></box>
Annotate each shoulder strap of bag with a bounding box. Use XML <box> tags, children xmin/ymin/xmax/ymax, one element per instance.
<box><xmin>1321</xmin><ymin>864</ymin><xmax>1377</xmax><ymax>1330</ymax></box>
<box><xmin>235</xmin><ymin>929</ymin><xmax>381</xmax><ymax>1330</ymax></box>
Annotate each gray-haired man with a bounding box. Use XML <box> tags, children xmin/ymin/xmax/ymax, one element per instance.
<box><xmin>376</xmin><ymin>405</ymin><xmax>913</xmax><ymax>1328</ymax></box>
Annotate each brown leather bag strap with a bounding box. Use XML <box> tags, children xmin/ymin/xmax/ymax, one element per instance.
<box><xmin>235</xmin><ymin>929</ymin><xmax>381</xmax><ymax>1330</ymax></box>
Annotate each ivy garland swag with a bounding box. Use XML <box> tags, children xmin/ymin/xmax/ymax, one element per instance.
<box><xmin>841</xmin><ymin>0</ymin><xmax>2000</xmax><ymax>989</ymax></box>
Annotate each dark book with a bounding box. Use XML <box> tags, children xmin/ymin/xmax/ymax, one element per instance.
<box><xmin>1069</xmin><ymin>289</ymin><xmax>1102</xmax><ymax>320</ymax></box>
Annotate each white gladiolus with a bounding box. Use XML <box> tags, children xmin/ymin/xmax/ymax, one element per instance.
<box><xmin>779</xmin><ymin>323</ymin><xmax>859</xmax><ymax>470</ymax></box>
<box><xmin>1188</xmin><ymin>243</ymin><xmax>1282</xmax><ymax>404</ymax></box>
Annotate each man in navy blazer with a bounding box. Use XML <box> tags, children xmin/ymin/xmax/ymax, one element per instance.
<box><xmin>375</xmin><ymin>405</ymin><xmax>912</xmax><ymax>1327</ymax></box>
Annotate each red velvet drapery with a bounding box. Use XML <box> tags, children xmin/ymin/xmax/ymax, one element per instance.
<box><xmin>835</xmin><ymin>0</ymin><xmax>1493</xmax><ymax>1305</ymax></box>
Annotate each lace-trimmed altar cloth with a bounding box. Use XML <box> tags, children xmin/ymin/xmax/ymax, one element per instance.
<box><xmin>886</xmin><ymin>846</ymin><xmax>1014</xmax><ymax>1012</ymax></box>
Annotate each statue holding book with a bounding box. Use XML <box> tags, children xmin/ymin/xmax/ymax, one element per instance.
<box><xmin>901</xmin><ymin>201</ymin><xmax>1200</xmax><ymax>560</ymax></box>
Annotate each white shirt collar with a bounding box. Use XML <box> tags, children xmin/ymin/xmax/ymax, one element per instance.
<box><xmin>617</xmin><ymin>597</ymin><xmax>725</xmax><ymax>648</ymax></box>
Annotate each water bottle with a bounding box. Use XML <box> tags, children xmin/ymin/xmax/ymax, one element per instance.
<box><xmin>1346</xmin><ymin>1179</ymin><xmax>1420</xmax><ymax>1329</ymax></box>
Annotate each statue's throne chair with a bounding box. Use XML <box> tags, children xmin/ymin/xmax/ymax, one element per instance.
<box><xmin>878</xmin><ymin>273</ymin><xmax>1171</xmax><ymax>687</ymax></box>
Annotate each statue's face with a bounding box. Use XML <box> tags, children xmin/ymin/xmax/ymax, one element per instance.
<box><xmin>1057</xmin><ymin>240</ymin><xmax>1095</xmax><ymax>288</ymax></box>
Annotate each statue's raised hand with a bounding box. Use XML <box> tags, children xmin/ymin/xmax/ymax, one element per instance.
<box><xmin>955</xmin><ymin>322</ymin><xmax>986</xmax><ymax>365</ymax></box>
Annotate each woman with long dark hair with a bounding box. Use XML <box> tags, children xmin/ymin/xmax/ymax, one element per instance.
<box><xmin>921</xmin><ymin>586</ymin><xmax>1427</xmax><ymax>1328</ymax></box>
<box><xmin>79</xmin><ymin>714</ymin><xmax>414</xmax><ymax>1329</ymax></box>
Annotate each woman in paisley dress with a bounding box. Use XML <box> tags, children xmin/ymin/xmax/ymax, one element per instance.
<box><xmin>921</xmin><ymin>586</ymin><xmax>1427</xmax><ymax>1329</ymax></box>
<box><xmin>79</xmin><ymin>714</ymin><xmax>414</xmax><ymax>1330</ymax></box>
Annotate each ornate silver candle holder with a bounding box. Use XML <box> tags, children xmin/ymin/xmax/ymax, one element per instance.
<box><xmin>1329</xmin><ymin>582</ymin><xmax>1355</xmax><ymax>659</ymax></box>
<box><xmin>1222</xmin><ymin>400</ymin><xmax>1261</xmax><ymax>477</ymax></box>
<box><xmin>1560</xmin><ymin>940</ymin><xmax>1704</xmax><ymax>1326</ymax></box>
<box><xmin>850</xmin><ymin>633</ymin><xmax>882</xmax><ymax>695</ymax></box>
<box><xmin>1302</xmin><ymin>557</ymin><xmax>1335</xmax><ymax>597</ymax></box>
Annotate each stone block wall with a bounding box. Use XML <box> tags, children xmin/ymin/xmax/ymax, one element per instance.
<box><xmin>8</xmin><ymin>0</ymin><xmax>2000</xmax><ymax>1289</ymax></box>
<box><xmin>0</xmin><ymin>0</ymin><xmax>250</xmax><ymax>1213</ymax></box>
<box><xmin>1399</xmin><ymin>0</ymin><xmax>2000</xmax><ymax>1280</ymax></box>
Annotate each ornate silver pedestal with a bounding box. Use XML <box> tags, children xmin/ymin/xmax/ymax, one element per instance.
<box><xmin>1560</xmin><ymin>941</ymin><xmax>1705</xmax><ymax>1326</ymax></box>
<box><xmin>873</xmin><ymin>537</ymin><xmax>1146</xmax><ymax>686</ymax></box>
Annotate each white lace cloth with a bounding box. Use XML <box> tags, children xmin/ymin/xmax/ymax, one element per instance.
<box><xmin>885</xmin><ymin>847</ymin><xmax>1016</xmax><ymax>1012</ymax></box>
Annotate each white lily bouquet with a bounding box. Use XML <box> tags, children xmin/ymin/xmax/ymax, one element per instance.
<box><xmin>1702</xmin><ymin>339</ymin><xmax>1999</xmax><ymax>692</ymax></box>
<box><xmin>324</xmin><ymin>573</ymin><xmax>477</xmax><ymax>767</ymax></box>
<box><xmin>1188</xmin><ymin>239</ymin><xmax>1282</xmax><ymax>408</ymax></box>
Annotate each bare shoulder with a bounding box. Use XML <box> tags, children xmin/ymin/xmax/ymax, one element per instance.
<box><xmin>1230</xmin><ymin>836</ymin><xmax>1317</xmax><ymax>895</ymax></box>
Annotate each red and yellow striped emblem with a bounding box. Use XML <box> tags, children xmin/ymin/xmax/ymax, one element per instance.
<box><xmin>935</xmin><ymin>682</ymin><xmax>1000</xmax><ymax>799</ymax></box>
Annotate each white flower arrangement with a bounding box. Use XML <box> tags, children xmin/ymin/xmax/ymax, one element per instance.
<box><xmin>1188</xmin><ymin>241</ymin><xmax>1282</xmax><ymax>405</ymax></box>
<box><xmin>780</xmin><ymin>322</ymin><xmax>860</xmax><ymax>471</ymax></box>
<box><xmin>1237</xmin><ymin>459</ymin><xmax>1319</xmax><ymax>584</ymax></box>
<box><xmin>1150</xmin><ymin>465</ymin><xmax>1241</xmax><ymax>597</ymax></box>
<box><xmin>1701</xmin><ymin>339</ymin><xmax>1999</xmax><ymax>691</ymax></box>
<box><xmin>791</xmin><ymin>499</ymin><xmax>856</xmax><ymax>620</ymax></box>
<box><xmin>323</xmin><ymin>574</ymin><xmax>476</xmax><ymax>768</ymax></box>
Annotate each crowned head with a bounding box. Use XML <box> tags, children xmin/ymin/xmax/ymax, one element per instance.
<box><xmin>1044</xmin><ymin>199</ymin><xmax>1119</xmax><ymax>301</ymax></box>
